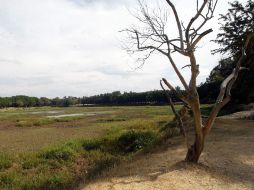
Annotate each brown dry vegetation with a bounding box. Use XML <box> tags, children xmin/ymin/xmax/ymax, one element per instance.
<box><xmin>0</xmin><ymin>106</ymin><xmax>170</xmax><ymax>153</ymax></box>
<box><xmin>0</xmin><ymin>106</ymin><xmax>175</xmax><ymax>189</ymax></box>
<box><xmin>0</xmin><ymin>106</ymin><xmax>252</xmax><ymax>189</ymax></box>
<box><xmin>84</xmin><ymin>118</ymin><xmax>254</xmax><ymax>190</ymax></box>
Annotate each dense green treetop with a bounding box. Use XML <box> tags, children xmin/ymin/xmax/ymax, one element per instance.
<box><xmin>199</xmin><ymin>0</ymin><xmax>254</xmax><ymax>104</ymax></box>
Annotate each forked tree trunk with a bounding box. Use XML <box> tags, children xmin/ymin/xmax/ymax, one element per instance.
<box><xmin>185</xmin><ymin>137</ymin><xmax>204</xmax><ymax>163</ymax></box>
<box><xmin>184</xmin><ymin>96</ymin><xmax>205</xmax><ymax>163</ymax></box>
<box><xmin>185</xmin><ymin>34</ymin><xmax>254</xmax><ymax>163</ymax></box>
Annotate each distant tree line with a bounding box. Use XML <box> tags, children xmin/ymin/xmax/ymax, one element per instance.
<box><xmin>0</xmin><ymin>96</ymin><xmax>80</xmax><ymax>108</ymax></box>
<box><xmin>0</xmin><ymin>90</ymin><xmax>182</xmax><ymax>108</ymax></box>
<box><xmin>80</xmin><ymin>90</ymin><xmax>180</xmax><ymax>105</ymax></box>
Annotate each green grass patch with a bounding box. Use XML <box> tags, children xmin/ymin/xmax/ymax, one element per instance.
<box><xmin>0</xmin><ymin>153</ymin><xmax>12</xmax><ymax>171</ymax></box>
<box><xmin>15</xmin><ymin>118</ymin><xmax>55</xmax><ymax>127</ymax></box>
<box><xmin>200</xmin><ymin>104</ymin><xmax>229</xmax><ymax>117</ymax></box>
<box><xmin>33</xmin><ymin>118</ymin><xmax>55</xmax><ymax>126</ymax></box>
<box><xmin>200</xmin><ymin>104</ymin><xmax>213</xmax><ymax>117</ymax></box>
<box><xmin>40</xmin><ymin>146</ymin><xmax>76</xmax><ymax>161</ymax></box>
<box><xmin>53</xmin><ymin>116</ymin><xmax>83</xmax><ymax>122</ymax></box>
<box><xmin>15</xmin><ymin>116</ymin><xmax>83</xmax><ymax>128</ymax></box>
<box><xmin>0</xmin><ymin>172</ymin><xmax>20</xmax><ymax>189</ymax></box>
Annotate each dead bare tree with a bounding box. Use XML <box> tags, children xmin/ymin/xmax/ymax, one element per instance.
<box><xmin>122</xmin><ymin>0</ymin><xmax>254</xmax><ymax>163</ymax></box>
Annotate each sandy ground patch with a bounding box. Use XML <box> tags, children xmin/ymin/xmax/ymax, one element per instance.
<box><xmin>220</xmin><ymin>110</ymin><xmax>254</xmax><ymax>120</ymax></box>
<box><xmin>82</xmin><ymin>119</ymin><xmax>254</xmax><ymax>190</ymax></box>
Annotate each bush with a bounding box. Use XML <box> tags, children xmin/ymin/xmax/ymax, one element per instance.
<box><xmin>40</xmin><ymin>146</ymin><xmax>76</xmax><ymax>161</ymax></box>
<box><xmin>82</xmin><ymin>130</ymin><xmax>159</xmax><ymax>155</ymax></box>
<box><xmin>116</xmin><ymin>130</ymin><xmax>157</xmax><ymax>154</ymax></box>
<box><xmin>22</xmin><ymin>158</ymin><xmax>39</xmax><ymax>169</ymax></box>
<box><xmin>82</xmin><ymin>140</ymin><xmax>102</xmax><ymax>151</ymax></box>
<box><xmin>86</xmin><ymin>152</ymin><xmax>119</xmax><ymax>179</ymax></box>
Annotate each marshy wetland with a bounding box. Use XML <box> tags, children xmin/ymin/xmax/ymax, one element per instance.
<box><xmin>1</xmin><ymin>105</ymin><xmax>252</xmax><ymax>190</ymax></box>
<box><xmin>0</xmin><ymin>106</ymin><xmax>178</xmax><ymax>189</ymax></box>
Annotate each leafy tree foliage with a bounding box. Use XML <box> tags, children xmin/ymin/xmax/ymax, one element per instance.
<box><xmin>199</xmin><ymin>0</ymin><xmax>254</xmax><ymax>103</ymax></box>
<box><xmin>213</xmin><ymin>0</ymin><xmax>254</xmax><ymax>55</ymax></box>
<box><xmin>0</xmin><ymin>96</ymin><xmax>39</xmax><ymax>108</ymax></box>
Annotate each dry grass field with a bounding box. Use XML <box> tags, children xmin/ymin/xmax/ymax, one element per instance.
<box><xmin>1</xmin><ymin>105</ymin><xmax>252</xmax><ymax>190</ymax></box>
<box><xmin>0</xmin><ymin>106</ymin><xmax>176</xmax><ymax>189</ymax></box>
<box><xmin>0</xmin><ymin>106</ymin><xmax>171</xmax><ymax>153</ymax></box>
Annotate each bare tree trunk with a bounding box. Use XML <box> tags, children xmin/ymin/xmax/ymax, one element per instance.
<box><xmin>185</xmin><ymin>136</ymin><xmax>204</xmax><ymax>163</ymax></box>
<box><xmin>185</xmin><ymin>97</ymin><xmax>204</xmax><ymax>163</ymax></box>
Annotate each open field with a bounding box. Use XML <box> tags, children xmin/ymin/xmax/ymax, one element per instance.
<box><xmin>1</xmin><ymin>105</ymin><xmax>251</xmax><ymax>190</ymax></box>
<box><xmin>0</xmin><ymin>106</ymin><xmax>173</xmax><ymax>153</ymax></box>
<box><xmin>0</xmin><ymin>105</ymin><xmax>180</xmax><ymax>189</ymax></box>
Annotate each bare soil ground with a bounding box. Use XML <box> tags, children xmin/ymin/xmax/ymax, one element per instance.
<box><xmin>220</xmin><ymin>110</ymin><xmax>254</xmax><ymax>120</ymax></box>
<box><xmin>83</xmin><ymin>118</ymin><xmax>254</xmax><ymax>190</ymax></box>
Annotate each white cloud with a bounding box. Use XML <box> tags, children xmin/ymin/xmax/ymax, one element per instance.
<box><xmin>0</xmin><ymin>0</ymin><xmax>247</xmax><ymax>97</ymax></box>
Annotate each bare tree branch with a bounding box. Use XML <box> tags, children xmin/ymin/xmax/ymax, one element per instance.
<box><xmin>135</xmin><ymin>30</ymin><xmax>168</xmax><ymax>56</ymax></box>
<box><xmin>186</xmin><ymin>0</ymin><xmax>209</xmax><ymax>46</ymax></box>
<box><xmin>165</xmin><ymin>0</ymin><xmax>184</xmax><ymax>50</ymax></box>
<box><xmin>167</xmin><ymin>56</ymin><xmax>190</xmax><ymax>91</ymax></box>
<box><xmin>160</xmin><ymin>80</ymin><xmax>189</xmax><ymax>148</ymax></box>
<box><xmin>162</xmin><ymin>78</ymin><xmax>189</xmax><ymax>105</ymax></box>
<box><xmin>185</xmin><ymin>0</ymin><xmax>218</xmax><ymax>49</ymax></box>
<box><xmin>191</xmin><ymin>28</ymin><xmax>213</xmax><ymax>48</ymax></box>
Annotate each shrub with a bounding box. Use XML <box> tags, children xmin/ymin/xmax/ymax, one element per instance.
<box><xmin>22</xmin><ymin>158</ymin><xmax>39</xmax><ymax>169</ymax></box>
<box><xmin>40</xmin><ymin>146</ymin><xmax>76</xmax><ymax>161</ymax></box>
<box><xmin>86</xmin><ymin>153</ymin><xmax>119</xmax><ymax>179</ymax></box>
<box><xmin>116</xmin><ymin>130</ymin><xmax>157</xmax><ymax>154</ymax></box>
<box><xmin>82</xmin><ymin>140</ymin><xmax>102</xmax><ymax>151</ymax></box>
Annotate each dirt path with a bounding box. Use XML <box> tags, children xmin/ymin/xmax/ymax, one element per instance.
<box><xmin>82</xmin><ymin>119</ymin><xmax>254</xmax><ymax>190</ymax></box>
